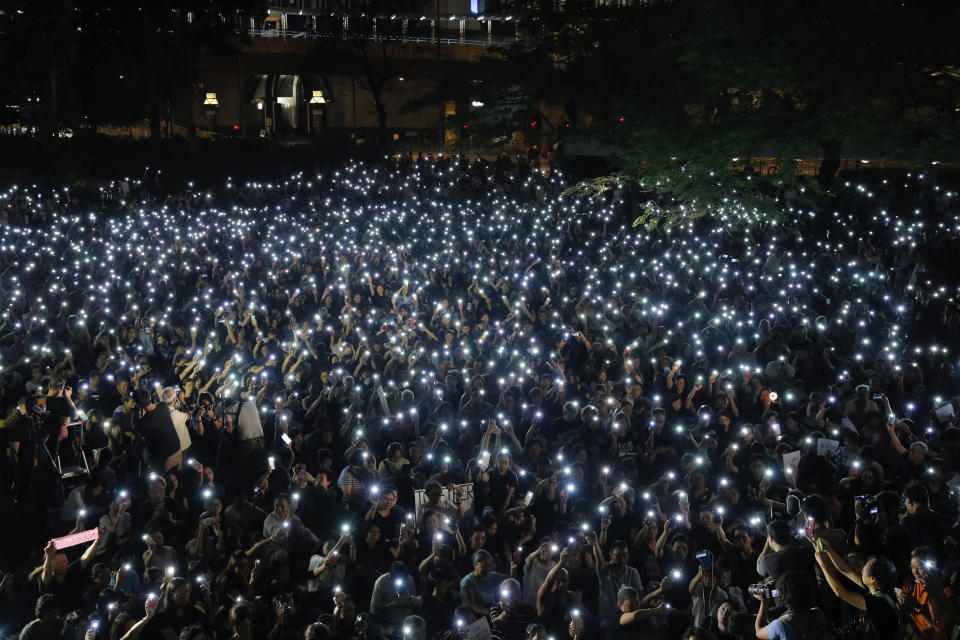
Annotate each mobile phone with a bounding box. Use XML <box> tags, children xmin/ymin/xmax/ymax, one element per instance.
<box><xmin>513</xmin><ymin>546</ymin><xmax>523</xmax><ymax>564</ymax></box>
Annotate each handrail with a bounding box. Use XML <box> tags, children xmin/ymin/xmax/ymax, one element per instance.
<box><xmin>248</xmin><ymin>28</ymin><xmax>517</xmax><ymax>47</ymax></box>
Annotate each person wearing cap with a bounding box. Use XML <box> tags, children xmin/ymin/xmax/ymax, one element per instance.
<box><xmin>134</xmin><ymin>388</ymin><xmax>180</xmax><ymax>471</ymax></box>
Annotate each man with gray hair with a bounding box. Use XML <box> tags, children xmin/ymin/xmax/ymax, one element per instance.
<box><xmin>489</xmin><ymin>578</ymin><xmax>537</xmax><ymax>640</ymax></box>
<box><xmin>162</xmin><ymin>387</ymin><xmax>191</xmax><ymax>466</ymax></box>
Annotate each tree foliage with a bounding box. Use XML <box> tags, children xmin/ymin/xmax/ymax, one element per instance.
<box><xmin>457</xmin><ymin>0</ymin><xmax>960</xmax><ymax>226</ymax></box>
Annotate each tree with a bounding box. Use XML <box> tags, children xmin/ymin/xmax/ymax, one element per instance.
<box><xmin>326</xmin><ymin>35</ymin><xmax>427</xmax><ymax>149</ymax></box>
<box><xmin>455</xmin><ymin>0</ymin><xmax>960</xmax><ymax>225</ymax></box>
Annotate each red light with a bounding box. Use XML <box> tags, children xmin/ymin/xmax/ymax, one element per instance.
<box><xmin>529</xmin><ymin>120</ymin><xmax>538</xmax><ymax>127</ymax></box>
<box><xmin>233</xmin><ymin>125</ymin><xmax>240</xmax><ymax>130</ymax></box>
<box><xmin>462</xmin><ymin>123</ymin><xmax>469</xmax><ymax>128</ymax></box>
<box><xmin>618</xmin><ymin>117</ymin><xmax>625</xmax><ymax>122</ymax></box>
<box><xmin>563</xmin><ymin>122</ymin><xmax>572</xmax><ymax>128</ymax></box>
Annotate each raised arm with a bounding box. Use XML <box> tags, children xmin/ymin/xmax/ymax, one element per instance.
<box><xmin>537</xmin><ymin>548</ymin><xmax>567</xmax><ymax>617</ymax></box>
<box><xmin>813</xmin><ymin>546</ymin><xmax>866</xmax><ymax>610</ymax></box>
<box><xmin>886</xmin><ymin>420</ymin><xmax>908</xmax><ymax>456</ymax></box>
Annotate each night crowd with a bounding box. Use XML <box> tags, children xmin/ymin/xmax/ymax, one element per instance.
<box><xmin>1</xmin><ymin>155</ymin><xmax>959</xmax><ymax>640</ymax></box>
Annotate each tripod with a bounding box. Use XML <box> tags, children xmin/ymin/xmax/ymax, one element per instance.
<box><xmin>60</xmin><ymin>419</ymin><xmax>93</xmax><ymax>483</ymax></box>
<box><xmin>28</xmin><ymin>412</ymin><xmax>68</xmax><ymax>503</ymax></box>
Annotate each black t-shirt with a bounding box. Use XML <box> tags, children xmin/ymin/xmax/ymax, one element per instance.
<box><xmin>606</xmin><ymin>510</ymin><xmax>640</xmax><ymax>547</ymax></box>
<box><xmin>757</xmin><ymin>547</ymin><xmax>816</xmax><ymax>586</ymax></box>
<box><xmin>149</xmin><ymin>605</ymin><xmax>201</xmax><ymax>639</ymax></box>
<box><xmin>44</xmin><ymin>396</ymin><xmax>75</xmax><ymax>420</ymax></box>
<box><xmin>137</xmin><ymin>406</ymin><xmax>180</xmax><ymax>461</ymax></box>
<box><xmin>369</xmin><ymin>507</ymin><xmax>405</xmax><ymax>540</ymax></box>
<box><xmin>5</xmin><ymin>413</ymin><xmax>32</xmax><ymax>470</ymax></box>
<box><xmin>530</xmin><ymin>493</ymin><xmax>561</xmax><ymax>538</ymax></box>
<box><xmin>39</xmin><ymin>560</ymin><xmax>86</xmax><ymax>612</ymax></box>
<box><xmin>863</xmin><ymin>591</ymin><xmax>900</xmax><ymax>640</ymax></box>
<box><xmin>134</xmin><ymin>497</ymin><xmax>184</xmax><ymax>538</ymax></box>
<box><xmin>488</xmin><ymin>469</ymin><xmax>519</xmax><ymax>512</ymax></box>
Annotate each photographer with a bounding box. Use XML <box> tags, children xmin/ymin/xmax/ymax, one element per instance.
<box><xmin>756</xmin><ymin>521</ymin><xmax>814</xmax><ymax>587</ymax></box>
<box><xmin>850</xmin><ymin>491</ymin><xmax>899</xmax><ymax>554</ymax></box>
<box><xmin>134</xmin><ymin>388</ymin><xmax>180</xmax><ymax>471</ymax></box>
<box><xmin>754</xmin><ymin>570</ymin><xmax>827</xmax><ymax>640</ymax></box>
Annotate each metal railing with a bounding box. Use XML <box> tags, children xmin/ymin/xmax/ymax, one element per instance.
<box><xmin>248</xmin><ymin>28</ymin><xmax>517</xmax><ymax>47</ymax></box>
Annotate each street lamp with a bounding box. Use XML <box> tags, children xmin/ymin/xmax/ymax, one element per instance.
<box><xmin>252</xmin><ymin>99</ymin><xmax>266</xmax><ymax>137</ymax></box>
<box><xmin>309</xmin><ymin>90</ymin><xmax>327</xmax><ymax>134</ymax></box>
<box><xmin>203</xmin><ymin>92</ymin><xmax>219</xmax><ymax>133</ymax></box>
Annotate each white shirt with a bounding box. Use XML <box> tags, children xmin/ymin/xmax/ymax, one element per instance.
<box><xmin>225</xmin><ymin>401</ymin><xmax>264</xmax><ymax>441</ymax></box>
<box><xmin>167</xmin><ymin>405</ymin><xmax>191</xmax><ymax>452</ymax></box>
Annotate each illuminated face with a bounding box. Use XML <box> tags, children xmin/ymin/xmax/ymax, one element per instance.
<box><xmin>619</xmin><ymin>592</ymin><xmax>640</xmax><ymax>613</ymax></box>
<box><xmin>377</xmin><ymin>491</ymin><xmax>397</xmax><ymax>510</ymax></box>
<box><xmin>475</xmin><ymin>556</ymin><xmax>493</xmax><ymax>574</ymax></box>
<box><xmin>53</xmin><ymin>553</ymin><xmax>69</xmax><ymax>574</ymax></box>
<box><xmin>717</xmin><ymin>601</ymin><xmax>732</xmax><ymax>624</ymax></box>
<box><xmin>172</xmin><ymin>584</ymin><xmax>190</xmax><ymax>605</ymax></box>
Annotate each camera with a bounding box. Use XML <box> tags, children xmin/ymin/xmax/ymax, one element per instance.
<box><xmin>855</xmin><ymin>494</ymin><xmax>879</xmax><ymax>517</ymax></box>
<box><xmin>748</xmin><ymin>583</ymin><xmax>780</xmax><ymax>599</ymax></box>
<box><xmin>696</xmin><ymin>550</ymin><xmax>713</xmax><ymax>570</ymax></box>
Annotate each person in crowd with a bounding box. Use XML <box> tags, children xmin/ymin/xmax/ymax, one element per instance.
<box><xmin>0</xmin><ymin>157</ymin><xmax>957</xmax><ymax>640</ymax></box>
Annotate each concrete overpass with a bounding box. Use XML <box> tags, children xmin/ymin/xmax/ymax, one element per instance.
<box><xmin>195</xmin><ymin>21</ymin><xmax>506</xmax><ymax>146</ymax></box>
